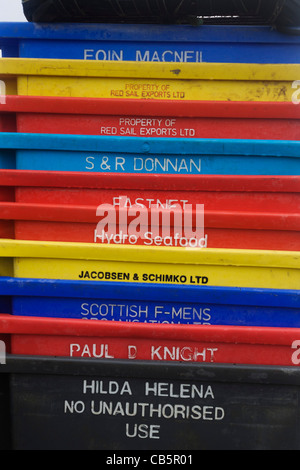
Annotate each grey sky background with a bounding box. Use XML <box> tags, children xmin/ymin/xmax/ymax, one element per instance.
<box><xmin>0</xmin><ymin>0</ymin><xmax>26</xmax><ymax>21</ymax></box>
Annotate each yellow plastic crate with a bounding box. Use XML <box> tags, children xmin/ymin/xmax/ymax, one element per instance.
<box><xmin>0</xmin><ymin>239</ymin><xmax>299</xmax><ymax>290</ymax></box>
<box><xmin>0</xmin><ymin>58</ymin><xmax>299</xmax><ymax>102</ymax></box>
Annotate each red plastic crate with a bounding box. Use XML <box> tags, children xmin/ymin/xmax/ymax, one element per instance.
<box><xmin>1</xmin><ymin>315</ymin><xmax>300</xmax><ymax>366</ymax></box>
<box><xmin>5</xmin><ymin>171</ymin><xmax>299</xmax><ymax>212</ymax></box>
<box><xmin>0</xmin><ymin>204</ymin><xmax>297</xmax><ymax>251</ymax></box>
<box><xmin>0</xmin><ymin>171</ymin><xmax>299</xmax><ymax>250</ymax></box>
<box><xmin>0</xmin><ymin>96</ymin><xmax>299</xmax><ymax>140</ymax></box>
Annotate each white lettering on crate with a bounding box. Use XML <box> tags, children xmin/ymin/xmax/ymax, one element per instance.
<box><xmin>69</xmin><ymin>343</ymin><xmax>218</xmax><ymax>362</ymax></box>
<box><xmin>0</xmin><ymin>340</ymin><xmax>6</xmax><ymax>364</ymax></box>
<box><xmin>292</xmin><ymin>80</ymin><xmax>300</xmax><ymax>104</ymax></box>
<box><xmin>80</xmin><ymin>302</ymin><xmax>212</xmax><ymax>324</ymax></box>
<box><xmin>135</xmin><ymin>50</ymin><xmax>203</xmax><ymax>63</ymax></box>
<box><xmin>84</xmin><ymin>49</ymin><xmax>124</xmax><ymax>60</ymax></box>
<box><xmin>83</xmin><ymin>49</ymin><xmax>203</xmax><ymax>62</ymax></box>
<box><xmin>85</xmin><ymin>155</ymin><xmax>201</xmax><ymax>173</ymax></box>
<box><xmin>99</xmin><ymin>117</ymin><xmax>196</xmax><ymax>138</ymax></box>
<box><xmin>64</xmin><ymin>378</ymin><xmax>225</xmax><ymax>441</ymax></box>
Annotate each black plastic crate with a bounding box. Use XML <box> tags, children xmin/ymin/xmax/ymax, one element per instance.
<box><xmin>1</xmin><ymin>355</ymin><xmax>300</xmax><ymax>450</ymax></box>
<box><xmin>0</xmin><ymin>371</ymin><xmax>11</xmax><ymax>450</ymax></box>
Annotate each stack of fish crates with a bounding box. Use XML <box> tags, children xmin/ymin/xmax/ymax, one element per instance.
<box><xmin>0</xmin><ymin>10</ymin><xmax>299</xmax><ymax>450</ymax></box>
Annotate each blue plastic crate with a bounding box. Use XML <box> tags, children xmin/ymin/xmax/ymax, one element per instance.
<box><xmin>0</xmin><ymin>23</ymin><xmax>300</xmax><ymax>64</ymax></box>
<box><xmin>1</xmin><ymin>277</ymin><xmax>299</xmax><ymax>327</ymax></box>
<box><xmin>0</xmin><ymin>133</ymin><xmax>299</xmax><ymax>175</ymax></box>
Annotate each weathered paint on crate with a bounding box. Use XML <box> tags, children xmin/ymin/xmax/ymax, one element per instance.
<box><xmin>0</xmin><ymin>59</ymin><xmax>298</xmax><ymax>102</ymax></box>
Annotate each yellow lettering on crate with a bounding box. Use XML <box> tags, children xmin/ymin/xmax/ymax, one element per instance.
<box><xmin>21</xmin><ymin>76</ymin><xmax>294</xmax><ymax>102</ymax></box>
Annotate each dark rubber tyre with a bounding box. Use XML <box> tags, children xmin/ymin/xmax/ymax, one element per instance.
<box><xmin>21</xmin><ymin>0</ymin><xmax>300</xmax><ymax>31</ymax></box>
<box><xmin>275</xmin><ymin>0</ymin><xmax>300</xmax><ymax>33</ymax></box>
